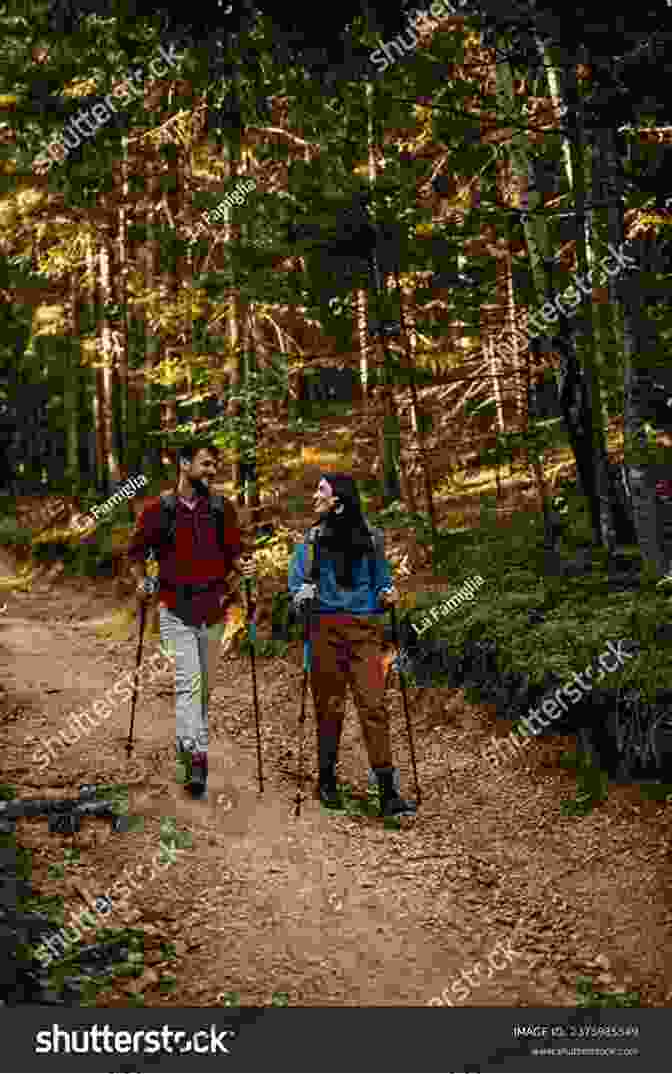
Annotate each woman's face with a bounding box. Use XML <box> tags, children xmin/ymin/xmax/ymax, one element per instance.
<box><xmin>313</xmin><ymin>477</ymin><xmax>338</xmax><ymax>516</ymax></box>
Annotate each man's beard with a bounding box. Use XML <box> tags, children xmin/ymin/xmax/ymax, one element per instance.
<box><xmin>191</xmin><ymin>476</ymin><xmax>209</xmax><ymax>497</ymax></box>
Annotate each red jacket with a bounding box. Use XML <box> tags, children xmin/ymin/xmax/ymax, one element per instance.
<box><xmin>127</xmin><ymin>493</ymin><xmax>242</xmax><ymax>626</ymax></box>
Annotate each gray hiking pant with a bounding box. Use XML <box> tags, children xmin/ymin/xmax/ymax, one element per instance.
<box><xmin>158</xmin><ymin>604</ymin><xmax>226</xmax><ymax>756</ymax></box>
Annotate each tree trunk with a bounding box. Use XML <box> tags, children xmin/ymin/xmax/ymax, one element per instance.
<box><xmin>367</xmin><ymin>81</ymin><xmax>401</xmax><ymax>506</ymax></box>
<box><xmin>620</xmin><ymin>236</ymin><xmax>667</xmax><ymax>574</ymax></box>
<box><xmin>99</xmin><ymin>213</ymin><xmax>121</xmax><ymax>487</ymax></box>
<box><xmin>143</xmin><ymin>161</ymin><xmax>162</xmax><ymax>476</ymax></box>
<box><xmin>356</xmin><ymin>288</ymin><xmax>371</xmax><ymax>406</ymax></box>
<box><xmin>85</xmin><ymin>233</ymin><xmax>106</xmax><ymax>493</ymax></box>
<box><xmin>564</xmin><ymin>47</ymin><xmax>616</xmax><ymax>550</ymax></box>
<box><xmin>116</xmin><ymin>134</ymin><xmax>131</xmax><ymax>478</ymax></box>
<box><xmin>394</xmin><ymin>269</ymin><xmax>435</xmax><ymax>528</ymax></box>
<box><xmin>65</xmin><ymin>271</ymin><xmax>81</xmax><ymax>493</ymax></box>
<box><xmin>492</xmin><ymin>35</ymin><xmax>552</xmax><ymax>304</ymax></box>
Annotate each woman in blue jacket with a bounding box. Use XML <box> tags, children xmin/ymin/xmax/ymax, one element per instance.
<box><xmin>288</xmin><ymin>473</ymin><xmax>416</xmax><ymax>817</ymax></box>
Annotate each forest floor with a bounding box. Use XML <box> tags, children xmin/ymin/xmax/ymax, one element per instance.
<box><xmin>2</xmin><ymin>558</ymin><xmax>672</xmax><ymax>1010</ymax></box>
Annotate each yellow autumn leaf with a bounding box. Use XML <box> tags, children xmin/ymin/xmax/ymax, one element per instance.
<box><xmin>220</xmin><ymin>601</ymin><xmax>246</xmax><ymax>652</ymax></box>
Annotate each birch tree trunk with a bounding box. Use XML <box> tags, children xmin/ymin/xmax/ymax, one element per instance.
<box><xmin>99</xmin><ymin>208</ymin><xmax>121</xmax><ymax>488</ymax></box>
<box><xmin>143</xmin><ymin>161</ymin><xmax>162</xmax><ymax>477</ymax></box>
<box><xmin>116</xmin><ymin>134</ymin><xmax>131</xmax><ymax>476</ymax></box>
<box><xmin>219</xmin><ymin>138</ymin><xmax>246</xmax><ymax>501</ymax></box>
<box><xmin>64</xmin><ymin>271</ymin><xmax>81</xmax><ymax>492</ymax></box>
<box><xmin>85</xmin><ymin>232</ymin><xmax>106</xmax><ymax>492</ymax></box>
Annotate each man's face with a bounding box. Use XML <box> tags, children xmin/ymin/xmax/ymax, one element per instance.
<box><xmin>186</xmin><ymin>450</ymin><xmax>218</xmax><ymax>491</ymax></box>
<box><xmin>313</xmin><ymin>477</ymin><xmax>338</xmax><ymax>516</ymax></box>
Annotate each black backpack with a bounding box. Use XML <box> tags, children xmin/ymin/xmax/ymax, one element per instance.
<box><xmin>152</xmin><ymin>493</ymin><xmax>275</xmax><ymax>557</ymax></box>
<box><xmin>151</xmin><ymin>491</ymin><xmax>232</xmax><ymax>556</ymax></box>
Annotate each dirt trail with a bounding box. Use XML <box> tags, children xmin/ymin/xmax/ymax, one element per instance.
<box><xmin>2</xmin><ymin>583</ymin><xmax>672</xmax><ymax>1008</ymax></box>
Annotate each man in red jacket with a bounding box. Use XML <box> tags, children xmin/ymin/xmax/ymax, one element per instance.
<box><xmin>127</xmin><ymin>440</ymin><xmax>254</xmax><ymax>797</ymax></box>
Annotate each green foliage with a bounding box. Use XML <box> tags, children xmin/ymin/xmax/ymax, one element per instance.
<box><xmin>158</xmin><ymin>972</ymin><xmax>177</xmax><ymax>994</ymax></box>
<box><xmin>269</xmin><ymin>590</ymin><xmax>302</xmax><ymax>646</ymax></box>
<box><xmin>401</xmin><ymin>485</ymin><xmax>672</xmax><ymax>720</ymax></box>
<box><xmin>239</xmin><ymin>636</ymin><xmax>290</xmax><ymax>659</ymax></box>
<box><xmin>218</xmin><ymin>990</ymin><xmax>241</xmax><ymax>1007</ymax></box>
<box><xmin>371</xmin><ymin>503</ymin><xmax>433</xmax><ymax>544</ymax></box>
<box><xmin>637</xmin><ymin>781</ymin><xmax>672</xmax><ymax>803</ymax></box>
<box><xmin>575</xmin><ymin>977</ymin><xmax>640</xmax><ymax>1008</ymax></box>
<box><xmin>335</xmin><ymin>781</ymin><xmax>380</xmax><ymax>819</ymax></box>
<box><xmin>159</xmin><ymin>815</ymin><xmax>192</xmax><ymax>852</ymax></box>
<box><xmin>21</xmin><ymin>891</ymin><xmax>63</xmax><ymax>924</ymax></box>
<box><xmin>560</xmin><ymin>754</ymin><xmax>609</xmax><ymax>817</ymax></box>
<box><xmin>2</xmin><ymin>831</ymin><xmax>33</xmax><ymax>892</ymax></box>
<box><xmin>95</xmin><ymin>783</ymin><xmax>130</xmax><ymax>816</ymax></box>
<box><xmin>27</xmin><ymin>506</ymin><xmax>128</xmax><ymax>579</ymax></box>
<box><xmin>0</xmin><ymin>517</ymin><xmax>32</xmax><ymax>549</ymax></box>
<box><xmin>40</xmin><ymin>925</ymin><xmax>144</xmax><ymax>999</ymax></box>
<box><xmin>319</xmin><ymin>781</ymin><xmax>402</xmax><ymax>828</ymax></box>
<box><xmin>77</xmin><ymin>973</ymin><xmax>114</xmax><ymax>1006</ymax></box>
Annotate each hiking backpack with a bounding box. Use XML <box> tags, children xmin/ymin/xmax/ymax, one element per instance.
<box><xmin>151</xmin><ymin>491</ymin><xmax>234</xmax><ymax>556</ymax></box>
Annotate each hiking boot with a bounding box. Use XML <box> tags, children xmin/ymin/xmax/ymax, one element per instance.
<box><xmin>374</xmin><ymin>766</ymin><xmax>417</xmax><ymax>818</ymax></box>
<box><xmin>187</xmin><ymin>751</ymin><xmax>208</xmax><ymax>797</ymax></box>
<box><xmin>317</xmin><ymin>765</ymin><xmax>341</xmax><ymax>809</ymax></box>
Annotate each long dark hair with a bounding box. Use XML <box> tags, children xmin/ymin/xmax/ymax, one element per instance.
<box><xmin>316</xmin><ymin>472</ymin><xmax>374</xmax><ymax>589</ymax></box>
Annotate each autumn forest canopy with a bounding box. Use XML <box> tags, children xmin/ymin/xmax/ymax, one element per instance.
<box><xmin>0</xmin><ymin>0</ymin><xmax>671</xmax><ymax>568</ymax></box>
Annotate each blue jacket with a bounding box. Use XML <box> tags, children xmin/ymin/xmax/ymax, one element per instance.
<box><xmin>288</xmin><ymin>525</ymin><xmax>392</xmax><ymax>616</ymax></box>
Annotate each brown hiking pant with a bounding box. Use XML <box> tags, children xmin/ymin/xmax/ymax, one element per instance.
<box><xmin>309</xmin><ymin>613</ymin><xmax>393</xmax><ymax>771</ymax></box>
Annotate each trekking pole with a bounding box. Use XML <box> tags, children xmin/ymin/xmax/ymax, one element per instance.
<box><xmin>126</xmin><ymin>553</ymin><xmax>158</xmax><ymax>759</ymax></box>
<box><xmin>389</xmin><ymin>604</ymin><xmax>421</xmax><ymax>806</ymax></box>
<box><xmin>242</xmin><ymin>529</ymin><xmax>274</xmax><ymax>794</ymax></box>
<box><xmin>295</xmin><ymin>598</ymin><xmax>312</xmax><ymax>818</ymax></box>
<box><xmin>244</xmin><ymin>575</ymin><xmax>263</xmax><ymax>794</ymax></box>
<box><xmin>126</xmin><ymin>594</ymin><xmax>148</xmax><ymax>758</ymax></box>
